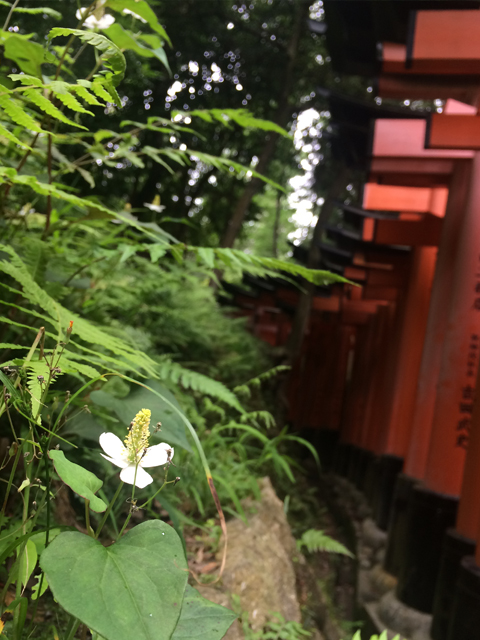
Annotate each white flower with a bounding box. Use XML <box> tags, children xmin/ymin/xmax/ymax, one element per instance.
<box><xmin>76</xmin><ymin>7</ymin><xmax>115</xmax><ymax>29</ymax></box>
<box><xmin>99</xmin><ymin>408</ymin><xmax>173</xmax><ymax>488</ymax></box>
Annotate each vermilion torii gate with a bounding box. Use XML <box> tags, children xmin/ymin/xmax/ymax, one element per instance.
<box><xmin>226</xmin><ymin>3</ymin><xmax>480</xmax><ymax>636</ymax></box>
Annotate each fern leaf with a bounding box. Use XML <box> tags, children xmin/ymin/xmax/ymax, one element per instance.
<box><xmin>142</xmin><ymin>146</ymin><xmax>174</xmax><ymax>174</ymax></box>
<box><xmin>48</xmin><ymin>28</ymin><xmax>126</xmax><ymax>85</ymax></box>
<box><xmin>23</xmin><ymin>89</ymin><xmax>87</xmax><ymax>129</ymax></box>
<box><xmin>0</xmin><ymin>1</ymin><xmax>61</xmax><ymax>19</ymax></box>
<box><xmin>53</xmin><ymin>91</ymin><xmax>93</xmax><ymax>116</ymax></box>
<box><xmin>26</xmin><ymin>360</ymin><xmax>53</xmax><ymax>424</ymax></box>
<box><xmin>297</xmin><ymin>529</ymin><xmax>354</xmax><ymax>558</ymax></box>
<box><xmin>90</xmin><ymin>80</ymin><xmax>114</xmax><ymax>103</ymax></box>
<box><xmin>176</xmin><ymin>108</ymin><xmax>290</xmax><ymax>138</ymax></box>
<box><xmin>158</xmin><ymin>361</ymin><xmax>244</xmax><ymax>412</ymax></box>
<box><xmin>70</xmin><ymin>84</ymin><xmax>104</xmax><ymax>107</ymax></box>
<box><xmin>0</xmin><ymin>95</ymin><xmax>43</xmax><ymax>133</ymax></box>
<box><xmin>8</xmin><ymin>73</ymin><xmax>43</xmax><ymax>87</ymax></box>
<box><xmin>58</xmin><ymin>354</ymin><xmax>100</xmax><ymax>379</ymax></box>
<box><xmin>0</xmin><ymin>343</ymin><xmax>30</xmax><ymax>350</ymax></box>
<box><xmin>0</xmin><ymin>122</ymin><xmax>31</xmax><ymax>149</ymax></box>
<box><xmin>21</xmin><ymin>237</ymin><xmax>47</xmax><ymax>284</ymax></box>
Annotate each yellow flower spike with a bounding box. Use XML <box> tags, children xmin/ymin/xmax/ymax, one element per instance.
<box><xmin>124</xmin><ymin>408</ymin><xmax>151</xmax><ymax>463</ymax></box>
<box><xmin>100</xmin><ymin>409</ymin><xmax>173</xmax><ymax>488</ymax></box>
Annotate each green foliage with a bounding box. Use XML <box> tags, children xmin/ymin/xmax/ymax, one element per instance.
<box><xmin>350</xmin><ymin>633</ymin><xmax>402</xmax><ymax>640</ymax></box>
<box><xmin>296</xmin><ymin>529</ymin><xmax>354</xmax><ymax>558</ymax></box>
<box><xmin>49</xmin><ymin>450</ymin><xmax>107</xmax><ymax>513</ymax></box>
<box><xmin>171</xmin><ymin>585</ymin><xmax>237</xmax><ymax>640</ymax></box>
<box><xmin>48</xmin><ymin>28</ymin><xmax>126</xmax><ymax>86</ymax></box>
<box><xmin>231</xmin><ymin>599</ymin><xmax>311</xmax><ymax>640</ymax></box>
<box><xmin>41</xmin><ymin>521</ymin><xmax>188</xmax><ymax>640</ymax></box>
<box><xmin>0</xmin><ymin>4</ymin><xmax>346</xmax><ymax>639</ymax></box>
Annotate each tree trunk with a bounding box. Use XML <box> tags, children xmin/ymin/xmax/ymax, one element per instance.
<box><xmin>219</xmin><ymin>1</ymin><xmax>309</xmax><ymax>249</ymax></box>
<box><xmin>285</xmin><ymin>166</ymin><xmax>350</xmax><ymax>364</ymax></box>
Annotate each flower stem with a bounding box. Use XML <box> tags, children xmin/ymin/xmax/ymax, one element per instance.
<box><xmin>85</xmin><ymin>499</ymin><xmax>92</xmax><ymax>536</ymax></box>
<box><xmin>116</xmin><ymin>468</ymin><xmax>138</xmax><ymax>540</ymax></box>
<box><xmin>95</xmin><ymin>482</ymin><xmax>124</xmax><ymax>539</ymax></box>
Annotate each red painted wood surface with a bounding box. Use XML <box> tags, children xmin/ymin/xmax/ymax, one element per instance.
<box><xmin>381</xmin><ymin>246</ymin><xmax>437</xmax><ymax>457</ymax></box>
<box><xmin>457</xmin><ymin>355</ymin><xmax>480</xmax><ymax>540</ymax></box>
<box><xmin>371</xmin><ymin>119</ymin><xmax>473</xmax><ymax>160</ymax></box>
<box><xmin>378</xmin><ymin>73</ymin><xmax>480</xmax><ymax>103</ymax></box>
<box><xmin>424</xmin><ymin>153</ymin><xmax>480</xmax><ymax>496</ymax></box>
<box><xmin>405</xmin><ymin>162</ymin><xmax>472</xmax><ymax>480</ymax></box>
<box><xmin>366</xmin><ymin>217</ymin><xmax>443</xmax><ymax>247</ymax></box>
<box><xmin>363</xmin><ymin>183</ymin><xmax>448</xmax><ymax>217</ymax></box>
<box><xmin>428</xmin><ymin>114</ymin><xmax>480</xmax><ymax>150</ymax></box>
<box><xmin>411</xmin><ymin>10</ymin><xmax>480</xmax><ymax>75</ymax></box>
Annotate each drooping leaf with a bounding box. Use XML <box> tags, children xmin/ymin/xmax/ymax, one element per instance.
<box><xmin>18</xmin><ymin>539</ymin><xmax>38</xmax><ymax>588</ymax></box>
<box><xmin>171</xmin><ymin>585</ymin><xmax>237</xmax><ymax>640</ymax></box>
<box><xmin>48</xmin><ymin>28</ymin><xmax>126</xmax><ymax>85</ymax></box>
<box><xmin>4</xmin><ymin>35</ymin><xmax>45</xmax><ymax>77</ymax></box>
<box><xmin>48</xmin><ymin>450</ymin><xmax>107</xmax><ymax>513</ymax></box>
<box><xmin>105</xmin><ymin>0</ymin><xmax>171</xmax><ymax>45</ymax></box>
<box><xmin>40</xmin><ymin>521</ymin><xmax>188</xmax><ymax>640</ymax></box>
<box><xmin>104</xmin><ymin>25</ymin><xmax>171</xmax><ymax>73</ymax></box>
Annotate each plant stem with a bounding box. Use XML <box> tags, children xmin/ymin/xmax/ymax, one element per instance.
<box><xmin>85</xmin><ymin>499</ymin><xmax>92</xmax><ymax>536</ymax></box>
<box><xmin>13</xmin><ymin>431</ymin><xmax>35</xmax><ymax>637</ymax></box>
<box><xmin>2</xmin><ymin>0</ymin><xmax>20</xmax><ymax>31</ymax></box>
<box><xmin>95</xmin><ymin>481</ymin><xmax>124</xmax><ymax>538</ymax></box>
<box><xmin>64</xmin><ymin>616</ymin><xmax>80</xmax><ymax>640</ymax></box>
<box><xmin>1</xmin><ymin>443</ymin><xmax>22</xmax><ymax>517</ymax></box>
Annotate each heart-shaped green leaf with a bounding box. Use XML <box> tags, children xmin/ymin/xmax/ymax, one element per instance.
<box><xmin>171</xmin><ymin>585</ymin><xmax>237</xmax><ymax>640</ymax></box>
<box><xmin>40</xmin><ymin>521</ymin><xmax>188</xmax><ymax>640</ymax></box>
<box><xmin>48</xmin><ymin>450</ymin><xmax>107</xmax><ymax>513</ymax></box>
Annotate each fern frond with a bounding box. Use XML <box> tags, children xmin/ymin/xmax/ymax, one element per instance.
<box><xmin>70</xmin><ymin>84</ymin><xmax>104</xmax><ymax>107</ymax></box>
<box><xmin>8</xmin><ymin>74</ymin><xmax>43</xmax><ymax>87</ymax></box>
<box><xmin>48</xmin><ymin>28</ymin><xmax>126</xmax><ymax>85</ymax></box>
<box><xmin>50</xmin><ymin>90</ymin><xmax>93</xmax><ymax>116</ymax></box>
<box><xmin>0</xmin><ymin>95</ymin><xmax>43</xmax><ymax>133</ymax></box>
<box><xmin>296</xmin><ymin>529</ymin><xmax>354</xmax><ymax>558</ymax></box>
<box><xmin>23</xmin><ymin>88</ymin><xmax>87</xmax><ymax>129</ymax></box>
<box><xmin>0</xmin><ymin>344</ymin><xmax>30</xmax><ymax>350</ymax></box>
<box><xmin>158</xmin><ymin>360</ymin><xmax>244</xmax><ymax>412</ymax></box>
<box><xmin>26</xmin><ymin>360</ymin><xmax>54</xmax><ymax>424</ymax></box>
<box><xmin>0</xmin><ymin>122</ymin><xmax>31</xmax><ymax>149</ymax></box>
<box><xmin>0</xmin><ymin>245</ymin><xmax>162</xmax><ymax>377</ymax></box>
<box><xmin>20</xmin><ymin>237</ymin><xmax>47</xmax><ymax>285</ymax></box>
<box><xmin>239</xmin><ymin>410</ymin><xmax>275</xmax><ymax>429</ymax></box>
<box><xmin>192</xmin><ymin>246</ymin><xmax>351</xmax><ymax>287</ymax></box>
<box><xmin>58</xmin><ymin>354</ymin><xmax>100</xmax><ymax>379</ymax></box>
<box><xmin>174</xmin><ymin>108</ymin><xmax>290</xmax><ymax>138</ymax></box>
<box><xmin>90</xmin><ymin>80</ymin><xmax>114</xmax><ymax>103</ymax></box>
<box><xmin>0</xmin><ymin>1</ymin><xmax>61</xmax><ymax>19</ymax></box>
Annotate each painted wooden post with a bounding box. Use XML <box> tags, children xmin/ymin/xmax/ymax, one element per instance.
<box><xmin>397</xmin><ymin>153</ymin><xmax>480</xmax><ymax>615</ymax></box>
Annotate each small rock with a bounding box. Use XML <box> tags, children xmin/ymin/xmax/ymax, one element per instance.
<box><xmin>362</xmin><ymin>518</ymin><xmax>388</xmax><ymax>550</ymax></box>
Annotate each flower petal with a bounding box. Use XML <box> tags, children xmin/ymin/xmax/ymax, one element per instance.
<box><xmin>99</xmin><ymin>432</ymin><xmax>126</xmax><ymax>460</ymax></box>
<box><xmin>141</xmin><ymin>443</ymin><xmax>173</xmax><ymax>468</ymax></box>
<box><xmin>120</xmin><ymin>464</ymin><xmax>153</xmax><ymax>488</ymax></box>
<box><xmin>100</xmin><ymin>453</ymin><xmax>129</xmax><ymax>469</ymax></box>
